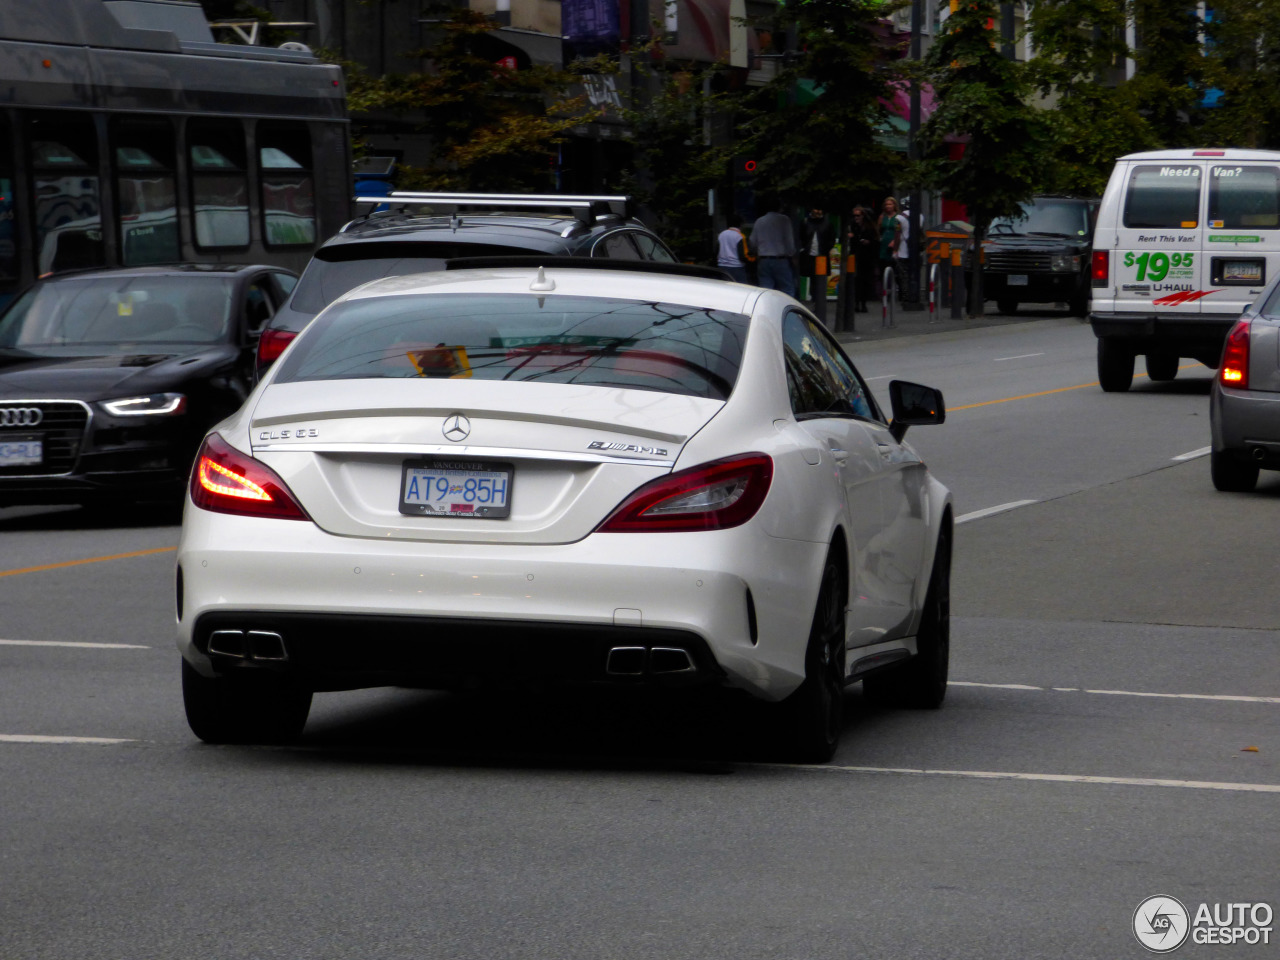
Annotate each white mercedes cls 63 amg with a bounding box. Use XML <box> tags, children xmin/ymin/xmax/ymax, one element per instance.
<box><xmin>176</xmin><ymin>259</ymin><xmax>952</xmax><ymax>762</ymax></box>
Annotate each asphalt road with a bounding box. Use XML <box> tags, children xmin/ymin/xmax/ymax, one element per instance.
<box><xmin>2</xmin><ymin>317</ymin><xmax>1277</xmax><ymax>959</ymax></box>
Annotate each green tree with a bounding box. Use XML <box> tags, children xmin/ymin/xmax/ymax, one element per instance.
<box><xmin>1127</xmin><ymin>0</ymin><xmax>1208</xmax><ymax>147</ymax></box>
<box><xmin>919</xmin><ymin>0</ymin><xmax>1049</xmax><ymax>316</ymax></box>
<box><xmin>336</xmin><ymin>5</ymin><xmax>595</xmax><ymax>191</ymax></box>
<box><xmin>1200</xmin><ymin>0</ymin><xmax>1280</xmax><ymax>149</ymax></box>
<box><xmin>1026</xmin><ymin>0</ymin><xmax>1159</xmax><ymax>196</ymax></box>
<box><xmin>738</xmin><ymin>0</ymin><xmax>898</xmax><ymax>211</ymax></box>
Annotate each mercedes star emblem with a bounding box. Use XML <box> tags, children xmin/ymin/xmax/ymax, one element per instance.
<box><xmin>442</xmin><ymin>413</ymin><xmax>471</xmax><ymax>442</ymax></box>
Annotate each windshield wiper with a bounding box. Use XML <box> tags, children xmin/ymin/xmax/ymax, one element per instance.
<box><xmin>1027</xmin><ymin>231</ymin><xmax>1073</xmax><ymax>238</ymax></box>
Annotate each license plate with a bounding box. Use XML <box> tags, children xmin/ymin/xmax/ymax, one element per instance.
<box><xmin>1008</xmin><ymin>274</ymin><xmax>1029</xmax><ymax>286</ymax></box>
<box><xmin>0</xmin><ymin>434</ymin><xmax>42</xmax><ymax>467</ymax></box>
<box><xmin>400</xmin><ymin>459</ymin><xmax>512</xmax><ymax>518</ymax></box>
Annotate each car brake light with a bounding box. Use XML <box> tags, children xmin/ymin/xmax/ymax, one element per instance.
<box><xmin>1220</xmin><ymin>320</ymin><xmax>1250</xmax><ymax>389</ymax></box>
<box><xmin>190</xmin><ymin>433</ymin><xmax>310</xmax><ymax>520</ymax></box>
<box><xmin>1091</xmin><ymin>250</ymin><xmax>1109</xmax><ymax>286</ymax></box>
<box><xmin>257</xmin><ymin>328</ymin><xmax>297</xmax><ymax>370</ymax></box>
<box><xmin>596</xmin><ymin>454</ymin><xmax>773</xmax><ymax>533</ymax></box>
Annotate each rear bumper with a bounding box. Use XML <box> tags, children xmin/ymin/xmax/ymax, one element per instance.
<box><xmin>1090</xmin><ymin>312</ymin><xmax>1238</xmax><ymax>364</ymax></box>
<box><xmin>176</xmin><ymin>505</ymin><xmax>831</xmax><ymax>701</ymax></box>
<box><xmin>1212</xmin><ymin>383</ymin><xmax>1280</xmax><ymax>464</ymax></box>
<box><xmin>190</xmin><ymin>610</ymin><xmax>725</xmax><ymax>692</ymax></box>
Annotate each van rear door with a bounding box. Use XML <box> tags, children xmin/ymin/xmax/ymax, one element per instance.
<box><xmin>1114</xmin><ymin>161</ymin><xmax>1206</xmax><ymax>315</ymax></box>
<box><xmin>1202</xmin><ymin>161</ymin><xmax>1280</xmax><ymax>317</ymax></box>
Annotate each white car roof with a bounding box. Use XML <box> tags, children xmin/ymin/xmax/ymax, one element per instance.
<box><xmin>338</xmin><ymin>265</ymin><xmax>768</xmax><ymax>316</ymax></box>
<box><xmin>1119</xmin><ymin>148</ymin><xmax>1280</xmax><ymax>162</ymax></box>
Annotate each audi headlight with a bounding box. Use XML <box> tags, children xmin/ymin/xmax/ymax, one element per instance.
<box><xmin>100</xmin><ymin>393</ymin><xmax>188</xmax><ymax>417</ymax></box>
<box><xmin>1051</xmin><ymin>254</ymin><xmax>1080</xmax><ymax>273</ymax></box>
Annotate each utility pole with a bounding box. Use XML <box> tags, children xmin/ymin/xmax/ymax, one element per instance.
<box><xmin>907</xmin><ymin>0</ymin><xmax>923</xmax><ymax>308</ymax></box>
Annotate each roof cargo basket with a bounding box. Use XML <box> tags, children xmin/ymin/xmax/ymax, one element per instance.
<box><xmin>351</xmin><ymin>192</ymin><xmax>631</xmax><ymax>225</ymax></box>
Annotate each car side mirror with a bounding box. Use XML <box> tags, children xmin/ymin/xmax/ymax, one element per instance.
<box><xmin>889</xmin><ymin>380</ymin><xmax>945</xmax><ymax>442</ymax></box>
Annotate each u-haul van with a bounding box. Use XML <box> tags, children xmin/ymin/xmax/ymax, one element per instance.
<box><xmin>1090</xmin><ymin>148</ymin><xmax>1280</xmax><ymax>391</ymax></box>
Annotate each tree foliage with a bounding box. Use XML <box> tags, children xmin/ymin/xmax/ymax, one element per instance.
<box><xmin>919</xmin><ymin>0</ymin><xmax>1049</xmax><ymax>314</ymax></box>
<box><xmin>335</xmin><ymin>6</ymin><xmax>596</xmax><ymax>191</ymax></box>
<box><xmin>1200</xmin><ymin>0</ymin><xmax>1280</xmax><ymax>149</ymax></box>
<box><xmin>737</xmin><ymin>0</ymin><xmax>899</xmax><ymax>212</ymax></box>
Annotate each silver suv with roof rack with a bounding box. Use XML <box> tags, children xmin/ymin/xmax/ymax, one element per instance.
<box><xmin>257</xmin><ymin>193</ymin><xmax>677</xmax><ymax>374</ymax></box>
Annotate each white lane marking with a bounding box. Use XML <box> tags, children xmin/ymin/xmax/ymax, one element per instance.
<box><xmin>950</xmin><ymin>680</ymin><xmax>1280</xmax><ymax>704</ymax></box>
<box><xmin>799</xmin><ymin>765</ymin><xmax>1280</xmax><ymax>794</ymax></box>
<box><xmin>955</xmin><ymin>500</ymin><xmax>1038</xmax><ymax>524</ymax></box>
<box><xmin>1173</xmin><ymin>446</ymin><xmax>1212</xmax><ymax>461</ymax></box>
<box><xmin>993</xmin><ymin>353</ymin><xmax>1045</xmax><ymax>362</ymax></box>
<box><xmin>0</xmin><ymin>734</ymin><xmax>135</xmax><ymax>744</ymax></box>
<box><xmin>0</xmin><ymin>639</ymin><xmax>149</xmax><ymax>649</ymax></box>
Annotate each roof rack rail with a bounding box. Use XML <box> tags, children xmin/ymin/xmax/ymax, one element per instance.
<box><xmin>443</xmin><ymin>256</ymin><xmax>732</xmax><ymax>282</ymax></box>
<box><xmin>352</xmin><ymin>192</ymin><xmax>631</xmax><ymax>225</ymax></box>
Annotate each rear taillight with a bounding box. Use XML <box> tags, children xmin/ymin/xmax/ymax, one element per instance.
<box><xmin>256</xmin><ymin>328</ymin><xmax>297</xmax><ymax>371</ymax></box>
<box><xmin>1091</xmin><ymin>250</ymin><xmax>1109</xmax><ymax>287</ymax></box>
<box><xmin>1220</xmin><ymin>319</ymin><xmax>1250</xmax><ymax>389</ymax></box>
<box><xmin>596</xmin><ymin>454</ymin><xmax>773</xmax><ymax>533</ymax></box>
<box><xmin>189</xmin><ymin>433</ymin><xmax>310</xmax><ymax>520</ymax></box>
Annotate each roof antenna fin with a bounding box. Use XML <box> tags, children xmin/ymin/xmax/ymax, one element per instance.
<box><xmin>529</xmin><ymin>266</ymin><xmax>556</xmax><ymax>292</ymax></box>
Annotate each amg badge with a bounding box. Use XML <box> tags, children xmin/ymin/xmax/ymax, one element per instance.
<box><xmin>588</xmin><ymin>440</ymin><xmax>668</xmax><ymax>456</ymax></box>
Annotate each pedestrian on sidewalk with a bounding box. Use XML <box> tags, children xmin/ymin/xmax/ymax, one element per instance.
<box><xmin>847</xmin><ymin>205</ymin><xmax>877</xmax><ymax>311</ymax></box>
<box><xmin>896</xmin><ymin>197</ymin><xmax>914</xmax><ymax>304</ymax></box>
<box><xmin>749</xmin><ymin>197</ymin><xmax>798</xmax><ymax>297</ymax></box>
<box><xmin>877</xmin><ymin>196</ymin><xmax>903</xmax><ymax>303</ymax></box>
<box><xmin>799</xmin><ymin>206</ymin><xmax>836</xmax><ymax>325</ymax></box>
<box><xmin>714</xmin><ymin>214</ymin><xmax>753</xmax><ymax>284</ymax></box>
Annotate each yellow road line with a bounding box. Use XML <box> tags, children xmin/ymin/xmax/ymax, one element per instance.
<box><xmin>0</xmin><ymin>546</ymin><xmax>176</xmax><ymax>579</ymax></box>
<box><xmin>950</xmin><ymin>362</ymin><xmax>1205</xmax><ymax>412</ymax></box>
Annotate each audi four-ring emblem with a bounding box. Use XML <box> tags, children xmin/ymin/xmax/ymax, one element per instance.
<box><xmin>0</xmin><ymin>407</ymin><xmax>42</xmax><ymax>427</ymax></box>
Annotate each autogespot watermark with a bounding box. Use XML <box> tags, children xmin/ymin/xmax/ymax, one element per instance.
<box><xmin>1133</xmin><ymin>896</ymin><xmax>1274</xmax><ymax>952</ymax></box>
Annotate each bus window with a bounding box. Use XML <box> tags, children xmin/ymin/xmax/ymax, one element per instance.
<box><xmin>0</xmin><ymin>114</ymin><xmax>15</xmax><ymax>286</ymax></box>
<box><xmin>112</xmin><ymin>118</ymin><xmax>179</xmax><ymax>265</ymax></box>
<box><xmin>188</xmin><ymin>120</ymin><xmax>250</xmax><ymax>249</ymax></box>
<box><xmin>28</xmin><ymin>113</ymin><xmax>105</xmax><ymax>275</ymax></box>
<box><xmin>1209</xmin><ymin>165</ymin><xmax>1280</xmax><ymax>230</ymax></box>
<box><xmin>258</xmin><ymin>123</ymin><xmax>316</xmax><ymax>247</ymax></box>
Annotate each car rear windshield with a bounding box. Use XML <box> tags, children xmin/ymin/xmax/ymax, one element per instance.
<box><xmin>1208</xmin><ymin>164</ymin><xmax>1280</xmax><ymax>230</ymax></box>
<box><xmin>273</xmin><ymin>294</ymin><xmax>749</xmax><ymax>401</ymax></box>
<box><xmin>0</xmin><ymin>275</ymin><xmax>233</xmax><ymax>353</ymax></box>
<box><xmin>288</xmin><ymin>242</ymin><xmax>539</xmax><ymax>316</ymax></box>
<box><xmin>1123</xmin><ymin>165</ymin><xmax>1202</xmax><ymax>229</ymax></box>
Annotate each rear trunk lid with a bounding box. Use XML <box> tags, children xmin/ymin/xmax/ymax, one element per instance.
<box><xmin>249</xmin><ymin>378</ymin><xmax>722</xmax><ymax>544</ymax></box>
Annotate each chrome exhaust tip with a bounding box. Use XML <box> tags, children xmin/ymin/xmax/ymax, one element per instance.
<box><xmin>208</xmin><ymin>629</ymin><xmax>248</xmax><ymax>659</ymax></box>
<box><xmin>1253</xmin><ymin>446</ymin><xmax>1268</xmax><ymax>462</ymax></box>
<box><xmin>207</xmin><ymin>629</ymin><xmax>288</xmax><ymax>662</ymax></box>
<box><xmin>649</xmin><ymin>647</ymin><xmax>696</xmax><ymax>674</ymax></box>
<box><xmin>247</xmin><ymin>631</ymin><xmax>288</xmax><ymax>661</ymax></box>
<box><xmin>605</xmin><ymin>646</ymin><xmax>647</xmax><ymax>675</ymax></box>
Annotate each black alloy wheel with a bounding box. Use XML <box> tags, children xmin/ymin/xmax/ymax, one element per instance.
<box><xmin>1145</xmin><ymin>353</ymin><xmax>1179</xmax><ymax>382</ymax></box>
<box><xmin>1097</xmin><ymin>339</ymin><xmax>1135</xmax><ymax>393</ymax></box>
<box><xmin>1210</xmin><ymin>448</ymin><xmax>1260</xmax><ymax>493</ymax></box>
<box><xmin>781</xmin><ymin>556</ymin><xmax>847</xmax><ymax>763</ymax></box>
<box><xmin>182</xmin><ymin>660</ymin><xmax>313</xmax><ymax>744</ymax></box>
<box><xmin>863</xmin><ymin>531</ymin><xmax>951</xmax><ymax>710</ymax></box>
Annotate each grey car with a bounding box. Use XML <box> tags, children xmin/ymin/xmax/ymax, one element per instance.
<box><xmin>1209</xmin><ymin>283</ymin><xmax>1280</xmax><ymax>491</ymax></box>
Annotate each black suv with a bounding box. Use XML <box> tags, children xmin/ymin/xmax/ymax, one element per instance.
<box><xmin>257</xmin><ymin>193</ymin><xmax>677</xmax><ymax>372</ymax></box>
<box><xmin>983</xmin><ymin>196</ymin><xmax>1099</xmax><ymax>317</ymax></box>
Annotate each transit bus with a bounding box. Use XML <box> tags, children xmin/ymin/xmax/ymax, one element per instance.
<box><xmin>0</xmin><ymin>0</ymin><xmax>351</xmax><ymax>307</ymax></box>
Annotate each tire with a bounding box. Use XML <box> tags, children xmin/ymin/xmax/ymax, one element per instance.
<box><xmin>1210</xmin><ymin>448</ymin><xmax>1259</xmax><ymax>493</ymax></box>
<box><xmin>779</xmin><ymin>556</ymin><xmax>846</xmax><ymax>763</ymax></box>
<box><xmin>997</xmin><ymin>299</ymin><xmax>1018</xmax><ymax>315</ymax></box>
<box><xmin>1097</xmin><ymin>338</ymin><xmax>1135</xmax><ymax>392</ymax></box>
<box><xmin>1145</xmin><ymin>353</ymin><xmax>1179</xmax><ymax>382</ymax></box>
<box><xmin>182</xmin><ymin>660</ymin><xmax>312</xmax><ymax>744</ymax></box>
<box><xmin>862</xmin><ymin>531</ymin><xmax>951</xmax><ymax>710</ymax></box>
<box><xmin>1069</xmin><ymin>294</ymin><xmax>1089</xmax><ymax>318</ymax></box>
